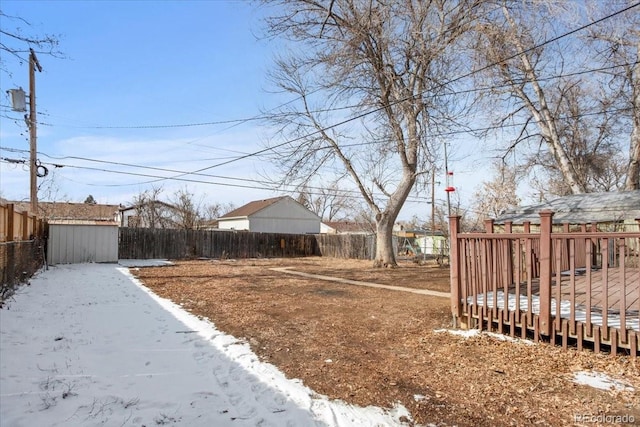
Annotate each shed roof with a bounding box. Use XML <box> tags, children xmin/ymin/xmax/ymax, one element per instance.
<box><xmin>495</xmin><ymin>190</ymin><xmax>640</xmax><ymax>224</ymax></box>
<box><xmin>48</xmin><ymin>219</ymin><xmax>119</xmax><ymax>226</ymax></box>
<box><xmin>7</xmin><ymin>201</ymin><xmax>120</xmax><ymax>222</ymax></box>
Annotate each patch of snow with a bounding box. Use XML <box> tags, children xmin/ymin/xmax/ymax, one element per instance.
<box><xmin>118</xmin><ymin>259</ymin><xmax>173</xmax><ymax>267</ymax></box>
<box><xmin>572</xmin><ymin>371</ymin><xmax>635</xmax><ymax>392</ymax></box>
<box><xmin>434</xmin><ymin>329</ymin><xmax>535</xmax><ymax>345</ymax></box>
<box><xmin>0</xmin><ymin>263</ymin><xmax>420</xmax><ymax>427</ymax></box>
<box><xmin>483</xmin><ymin>331</ymin><xmax>536</xmax><ymax>345</ymax></box>
<box><xmin>434</xmin><ymin>328</ymin><xmax>481</xmax><ymax>338</ymax></box>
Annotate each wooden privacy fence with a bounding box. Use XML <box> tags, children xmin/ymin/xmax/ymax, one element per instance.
<box><xmin>450</xmin><ymin>211</ymin><xmax>640</xmax><ymax>356</ymax></box>
<box><xmin>0</xmin><ymin>203</ymin><xmax>46</xmax><ymax>294</ymax></box>
<box><xmin>119</xmin><ymin>228</ymin><xmax>376</xmax><ymax>260</ymax></box>
<box><xmin>0</xmin><ymin>203</ymin><xmax>44</xmax><ymax>242</ymax></box>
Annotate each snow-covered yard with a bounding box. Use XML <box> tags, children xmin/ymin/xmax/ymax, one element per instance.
<box><xmin>0</xmin><ymin>262</ymin><xmax>413</xmax><ymax>427</ymax></box>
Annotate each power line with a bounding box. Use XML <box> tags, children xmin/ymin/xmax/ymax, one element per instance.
<box><xmin>127</xmin><ymin>2</ymin><xmax>640</xmax><ymax>185</ymax></box>
<box><xmin>1</xmin><ymin>103</ymin><xmax>630</xmax><ymax>189</ymax></box>
<box><xmin>3</xmin><ymin>59</ymin><xmax>636</xmax><ymax>131</ymax></box>
<box><xmin>0</xmin><ymin>146</ymin><xmax>436</xmax><ymax>204</ymax></box>
<box><xmin>2</xmin><ymin>2</ymin><xmax>637</xmax><ymax>210</ymax></box>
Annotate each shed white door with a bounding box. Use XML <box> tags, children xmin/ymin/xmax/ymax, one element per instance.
<box><xmin>47</xmin><ymin>224</ymin><xmax>118</xmax><ymax>265</ymax></box>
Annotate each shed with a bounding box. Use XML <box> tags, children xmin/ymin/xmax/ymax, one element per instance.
<box><xmin>321</xmin><ymin>221</ymin><xmax>374</xmax><ymax>235</ymax></box>
<box><xmin>218</xmin><ymin>196</ymin><xmax>321</xmax><ymax>234</ymax></box>
<box><xmin>47</xmin><ymin>220</ymin><xmax>119</xmax><ymax>265</ymax></box>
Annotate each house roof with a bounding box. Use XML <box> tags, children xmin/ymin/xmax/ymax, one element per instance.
<box><xmin>219</xmin><ymin>196</ymin><xmax>289</xmax><ymax>219</ymax></box>
<box><xmin>7</xmin><ymin>201</ymin><xmax>120</xmax><ymax>222</ymax></box>
<box><xmin>119</xmin><ymin>200</ymin><xmax>178</xmax><ymax>212</ymax></box>
<box><xmin>495</xmin><ymin>190</ymin><xmax>640</xmax><ymax>224</ymax></box>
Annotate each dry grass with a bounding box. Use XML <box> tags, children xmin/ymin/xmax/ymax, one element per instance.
<box><xmin>132</xmin><ymin>257</ymin><xmax>640</xmax><ymax>426</ymax></box>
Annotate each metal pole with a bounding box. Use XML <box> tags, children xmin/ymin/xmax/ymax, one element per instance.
<box><xmin>444</xmin><ymin>142</ymin><xmax>451</xmax><ymax>217</ymax></box>
<box><xmin>29</xmin><ymin>48</ymin><xmax>42</xmax><ymax>214</ymax></box>
<box><xmin>431</xmin><ymin>168</ymin><xmax>435</xmax><ymax>256</ymax></box>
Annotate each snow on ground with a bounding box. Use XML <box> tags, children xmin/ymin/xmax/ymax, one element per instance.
<box><xmin>572</xmin><ymin>372</ymin><xmax>635</xmax><ymax>393</ymax></box>
<box><xmin>467</xmin><ymin>291</ymin><xmax>639</xmax><ymax>331</ymax></box>
<box><xmin>434</xmin><ymin>328</ymin><xmax>535</xmax><ymax>345</ymax></box>
<box><xmin>0</xmin><ymin>262</ymin><xmax>416</xmax><ymax>427</ymax></box>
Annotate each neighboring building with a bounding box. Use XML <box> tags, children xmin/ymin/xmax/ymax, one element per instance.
<box><xmin>395</xmin><ymin>227</ymin><xmax>448</xmax><ymax>256</ymax></box>
<box><xmin>321</xmin><ymin>221</ymin><xmax>374</xmax><ymax>235</ymax></box>
<box><xmin>494</xmin><ymin>190</ymin><xmax>640</xmax><ymax>230</ymax></box>
<box><xmin>218</xmin><ymin>196</ymin><xmax>321</xmax><ymax>234</ymax></box>
<box><xmin>119</xmin><ymin>200</ymin><xmax>183</xmax><ymax>228</ymax></box>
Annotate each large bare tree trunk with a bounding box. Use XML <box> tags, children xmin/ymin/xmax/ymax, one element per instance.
<box><xmin>262</xmin><ymin>0</ymin><xmax>479</xmax><ymax>267</ymax></box>
<box><xmin>500</xmin><ymin>5</ymin><xmax>586</xmax><ymax>194</ymax></box>
<box><xmin>374</xmin><ymin>213</ymin><xmax>396</xmax><ymax>268</ymax></box>
<box><xmin>626</xmin><ymin>42</ymin><xmax>640</xmax><ymax>190</ymax></box>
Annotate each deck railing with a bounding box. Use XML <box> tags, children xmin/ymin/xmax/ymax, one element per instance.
<box><xmin>449</xmin><ymin>211</ymin><xmax>640</xmax><ymax>356</ymax></box>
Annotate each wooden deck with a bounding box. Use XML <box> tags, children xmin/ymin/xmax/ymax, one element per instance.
<box><xmin>556</xmin><ymin>267</ymin><xmax>639</xmax><ymax>314</ymax></box>
<box><xmin>449</xmin><ymin>213</ymin><xmax>640</xmax><ymax>356</ymax></box>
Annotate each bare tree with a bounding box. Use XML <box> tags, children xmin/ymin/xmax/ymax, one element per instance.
<box><xmin>169</xmin><ymin>187</ymin><xmax>204</xmax><ymax>230</ymax></box>
<box><xmin>130</xmin><ymin>186</ymin><xmax>174</xmax><ymax>229</ymax></box>
<box><xmin>0</xmin><ymin>11</ymin><xmax>63</xmax><ymax>76</ymax></box>
<box><xmin>585</xmin><ymin>1</ymin><xmax>640</xmax><ymax>190</ymax></box>
<box><xmin>473</xmin><ymin>1</ymin><xmax>632</xmax><ymax>196</ymax></box>
<box><xmin>203</xmin><ymin>202</ymin><xmax>236</xmax><ymax>222</ymax></box>
<box><xmin>469</xmin><ymin>160</ymin><xmax>521</xmax><ymax>228</ymax></box>
<box><xmin>261</xmin><ymin>0</ymin><xmax>481</xmax><ymax>267</ymax></box>
<box><xmin>296</xmin><ymin>180</ymin><xmax>358</xmax><ymax>221</ymax></box>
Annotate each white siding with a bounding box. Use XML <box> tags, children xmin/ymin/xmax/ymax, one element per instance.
<box><xmin>251</xmin><ymin>198</ymin><xmax>320</xmax><ymax>234</ymax></box>
<box><xmin>249</xmin><ymin>217</ymin><xmax>319</xmax><ymax>234</ymax></box>
<box><xmin>217</xmin><ymin>197</ymin><xmax>321</xmax><ymax>234</ymax></box>
<box><xmin>48</xmin><ymin>224</ymin><xmax>118</xmax><ymax>265</ymax></box>
<box><xmin>217</xmin><ymin>218</ymin><xmax>250</xmax><ymax>231</ymax></box>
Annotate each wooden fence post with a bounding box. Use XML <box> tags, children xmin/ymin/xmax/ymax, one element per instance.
<box><xmin>538</xmin><ymin>210</ymin><xmax>554</xmax><ymax>335</ymax></box>
<box><xmin>22</xmin><ymin>212</ymin><xmax>30</xmax><ymax>240</ymax></box>
<box><xmin>7</xmin><ymin>203</ymin><xmax>15</xmax><ymax>242</ymax></box>
<box><xmin>449</xmin><ymin>215</ymin><xmax>463</xmax><ymax>326</ymax></box>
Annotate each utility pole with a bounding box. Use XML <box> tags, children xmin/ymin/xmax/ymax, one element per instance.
<box><xmin>431</xmin><ymin>168</ymin><xmax>435</xmax><ymax>233</ymax></box>
<box><xmin>29</xmin><ymin>48</ymin><xmax>43</xmax><ymax>214</ymax></box>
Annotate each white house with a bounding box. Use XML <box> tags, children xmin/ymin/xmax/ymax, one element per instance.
<box><xmin>217</xmin><ymin>196</ymin><xmax>321</xmax><ymax>234</ymax></box>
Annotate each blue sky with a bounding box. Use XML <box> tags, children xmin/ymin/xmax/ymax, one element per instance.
<box><xmin>0</xmin><ymin>0</ymin><xmax>484</xmax><ymax>221</ymax></box>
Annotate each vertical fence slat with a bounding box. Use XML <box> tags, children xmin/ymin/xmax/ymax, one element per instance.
<box><xmin>554</xmin><ymin>239</ymin><xmax>563</xmax><ymax>331</ymax></box>
<box><xmin>569</xmin><ymin>239</ymin><xmax>576</xmax><ymax>335</ymax></box>
<box><xmin>601</xmin><ymin>239</ymin><xmax>609</xmax><ymax>334</ymax></box>
<box><xmin>538</xmin><ymin>211</ymin><xmax>554</xmax><ymax>335</ymax></box>
<box><xmin>619</xmin><ymin>240</ymin><xmax>626</xmax><ymax>338</ymax></box>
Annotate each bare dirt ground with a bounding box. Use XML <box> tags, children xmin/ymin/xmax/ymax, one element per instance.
<box><xmin>131</xmin><ymin>257</ymin><xmax>640</xmax><ymax>426</ymax></box>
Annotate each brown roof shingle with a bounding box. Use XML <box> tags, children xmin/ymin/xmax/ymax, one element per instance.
<box><xmin>219</xmin><ymin>196</ymin><xmax>288</xmax><ymax>219</ymax></box>
<box><xmin>9</xmin><ymin>201</ymin><xmax>120</xmax><ymax>222</ymax></box>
